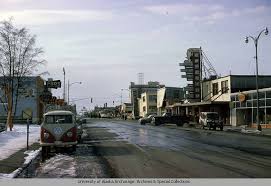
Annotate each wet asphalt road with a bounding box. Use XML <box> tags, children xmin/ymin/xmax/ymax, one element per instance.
<box><xmin>21</xmin><ymin>119</ymin><xmax>271</xmax><ymax>178</ymax></box>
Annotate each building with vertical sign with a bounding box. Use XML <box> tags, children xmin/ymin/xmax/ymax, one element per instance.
<box><xmin>179</xmin><ymin>48</ymin><xmax>202</xmax><ymax>102</ymax></box>
<box><xmin>0</xmin><ymin>76</ymin><xmax>45</xmax><ymax>123</ymax></box>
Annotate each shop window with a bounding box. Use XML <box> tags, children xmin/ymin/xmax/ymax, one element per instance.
<box><xmin>259</xmin><ymin>92</ymin><xmax>265</xmax><ymax>99</ymax></box>
<box><xmin>266</xmin><ymin>91</ymin><xmax>271</xmax><ymax>98</ymax></box>
<box><xmin>266</xmin><ymin>108</ymin><xmax>271</xmax><ymax>124</ymax></box>
<box><xmin>247</xmin><ymin>100</ymin><xmax>252</xmax><ymax>107</ymax></box>
<box><xmin>231</xmin><ymin>95</ymin><xmax>236</xmax><ymax>102</ymax></box>
<box><xmin>266</xmin><ymin>99</ymin><xmax>271</xmax><ymax>106</ymax></box>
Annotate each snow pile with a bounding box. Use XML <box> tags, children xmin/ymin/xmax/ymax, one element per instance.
<box><xmin>23</xmin><ymin>149</ymin><xmax>41</xmax><ymax>166</ymax></box>
<box><xmin>0</xmin><ymin>124</ymin><xmax>40</xmax><ymax>161</ymax></box>
<box><xmin>38</xmin><ymin>154</ymin><xmax>76</xmax><ymax>178</ymax></box>
<box><xmin>241</xmin><ymin>129</ymin><xmax>261</xmax><ymax>134</ymax></box>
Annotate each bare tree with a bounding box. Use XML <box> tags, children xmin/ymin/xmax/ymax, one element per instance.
<box><xmin>0</xmin><ymin>18</ymin><xmax>46</xmax><ymax>131</ymax></box>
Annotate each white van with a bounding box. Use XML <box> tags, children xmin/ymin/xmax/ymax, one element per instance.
<box><xmin>199</xmin><ymin>112</ymin><xmax>223</xmax><ymax>131</ymax></box>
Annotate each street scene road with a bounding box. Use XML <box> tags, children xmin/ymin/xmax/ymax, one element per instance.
<box><xmin>1</xmin><ymin>1</ymin><xmax>271</xmax><ymax>184</ymax></box>
<box><xmin>19</xmin><ymin>119</ymin><xmax>271</xmax><ymax>178</ymax></box>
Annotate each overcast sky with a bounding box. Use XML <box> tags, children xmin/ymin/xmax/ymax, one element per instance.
<box><xmin>1</xmin><ymin>0</ymin><xmax>271</xmax><ymax>111</ymax></box>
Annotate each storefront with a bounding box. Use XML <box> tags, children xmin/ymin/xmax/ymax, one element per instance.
<box><xmin>231</xmin><ymin>87</ymin><xmax>271</xmax><ymax>128</ymax></box>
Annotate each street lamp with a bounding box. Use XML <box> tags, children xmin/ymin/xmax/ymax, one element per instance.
<box><xmin>245</xmin><ymin>27</ymin><xmax>268</xmax><ymax>131</ymax></box>
<box><xmin>63</xmin><ymin>67</ymin><xmax>66</xmax><ymax>101</ymax></box>
<box><xmin>68</xmin><ymin>80</ymin><xmax>82</xmax><ymax>105</ymax></box>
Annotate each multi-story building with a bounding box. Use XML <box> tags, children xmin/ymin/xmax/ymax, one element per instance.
<box><xmin>138</xmin><ymin>91</ymin><xmax>157</xmax><ymax>117</ymax></box>
<box><xmin>0</xmin><ymin>76</ymin><xmax>45</xmax><ymax>123</ymax></box>
<box><xmin>157</xmin><ymin>87</ymin><xmax>185</xmax><ymax>115</ymax></box>
<box><xmin>170</xmin><ymin>75</ymin><xmax>271</xmax><ymax>125</ymax></box>
<box><xmin>129</xmin><ymin>81</ymin><xmax>164</xmax><ymax>119</ymax></box>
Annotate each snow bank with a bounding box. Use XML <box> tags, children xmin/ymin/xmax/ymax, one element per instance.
<box><xmin>38</xmin><ymin>154</ymin><xmax>76</xmax><ymax>178</ymax></box>
<box><xmin>0</xmin><ymin>124</ymin><xmax>40</xmax><ymax>161</ymax></box>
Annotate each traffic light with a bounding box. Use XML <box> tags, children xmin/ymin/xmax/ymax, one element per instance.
<box><xmin>113</xmin><ymin>101</ymin><xmax>114</xmax><ymax>105</ymax></box>
<box><xmin>91</xmin><ymin>97</ymin><xmax>93</xmax><ymax>103</ymax></box>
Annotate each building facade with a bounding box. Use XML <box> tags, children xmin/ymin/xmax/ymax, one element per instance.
<box><xmin>0</xmin><ymin>76</ymin><xmax>45</xmax><ymax>123</ymax></box>
<box><xmin>129</xmin><ymin>81</ymin><xmax>164</xmax><ymax>119</ymax></box>
<box><xmin>231</xmin><ymin>88</ymin><xmax>271</xmax><ymax>128</ymax></box>
<box><xmin>157</xmin><ymin>87</ymin><xmax>185</xmax><ymax>115</ymax></box>
<box><xmin>170</xmin><ymin>75</ymin><xmax>271</xmax><ymax>125</ymax></box>
<box><xmin>121</xmin><ymin>103</ymin><xmax>133</xmax><ymax>119</ymax></box>
<box><xmin>138</xmin><ymin>91</ymin><xmax>157</xmax><ymax>117</ymax></box>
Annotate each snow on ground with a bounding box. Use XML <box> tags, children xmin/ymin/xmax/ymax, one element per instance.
<box><xmin>0</xmin><ymin>124</ymin><xmax>40</xmax><ymax>161</ymax></box>
<box><xmin>37</xmin><ymin>154</ymin><xmax>76</xmax><ymax>178</ymax></box>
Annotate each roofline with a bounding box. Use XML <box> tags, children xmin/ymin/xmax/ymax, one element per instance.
<box><xmin>231</xmin><ymin>87</ymin><xmax>271</xmax><ymax>95</ymax></box>
<box><xmin>168</xmin><ymin>101</ymin><xmax>229</xmax><ymax>107</ymax></box>
<box><xmin>44</xmin><ymin>110</ymin><xmax>74</xmax><ymax>115</ymax></box>
<box><xmin>203</xmin><ymin>74</ymin><xmax>271</xmax><ymax>82</ymax></box>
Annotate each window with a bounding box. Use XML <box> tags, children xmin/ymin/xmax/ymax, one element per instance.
<box><xmin>173</xmin><ymin>90</ymin><xmax>179</xmax><ymax>99</ymax></box>
<box><xmin>143</xmin><ymin>96</ymin><xmax>145</xmax><ymax>102</ymax></box>
<box><xmin>143</xmin><ymin>106</ymin><xmax>146</xmax><ymax>112</ymax></box>
<box><xmin>149</xmin><ymin>95</ymin><xmax>157</xmax><ymax>102</ymax></box>
<box><xmin>45</xmin><ymin>115</ymin><xmax>73</xmax><ymax>124</ymax></box>
<box><xmin>221</xmin><ymin>80</ymin><xmax>228</xmax><ymax>93</ymax></box>
<box><xmin>194</xmin><ymin>52</ymin><xmax>199</xmax><ymax>57</ymax></box>
<box><xmin>212</xmin><ymin>83</ymin><xmax>218</xmax><ymax>95</ymax></box>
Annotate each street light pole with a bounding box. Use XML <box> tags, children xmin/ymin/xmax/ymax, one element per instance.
<box><xmin>245</xmin><ymin>27</ymin><xmax>268</xmax><ymax>131</ymax></box>
<box><xmin>68</xmin><ymin>81</ymin><xmax>82</xmax><ymax>105</ymax></box>
<box><xmin>63</xmin><ymin>67</ymin><xmax>66</xmax><ymax>101</ymax></box>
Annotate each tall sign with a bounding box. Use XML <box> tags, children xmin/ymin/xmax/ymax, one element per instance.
<box><xmin>179</xmin><ymin>48</ymin><xmax>202</xmax><ymax>101</ymax></box>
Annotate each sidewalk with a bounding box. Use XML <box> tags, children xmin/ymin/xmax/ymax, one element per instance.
<box><xmin>224</xmin><ymin>125</ymin><xmax>271</xmax><ymax>137</ymax></box>
<box><xmin>0</xmin><ymin>124</ymin><xmax>40</xmax><ymax>178</ymax></box>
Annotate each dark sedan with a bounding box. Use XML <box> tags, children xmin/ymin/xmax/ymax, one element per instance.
<box><xmin>138</xmin><ymin>114</ymin><xmax>156</xmax><ymax>125</ymax></box>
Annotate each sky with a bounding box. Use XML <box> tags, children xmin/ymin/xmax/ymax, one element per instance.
<box><xmin>1</xmin><ymin>0</ymin><xmax>271</xmax><ymax>111</ymax></box>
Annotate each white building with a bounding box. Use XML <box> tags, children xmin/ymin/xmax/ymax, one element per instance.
<box><xmin>138</xmin><ymin>91</ymin><xmax>157</xmax><ymax>117</ymax></box>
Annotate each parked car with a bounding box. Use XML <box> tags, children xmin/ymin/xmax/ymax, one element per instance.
<box><xmin>152</xmin><ymin>112</ymin><xmax>189</xmax><ymax>126</ymax></box>
<box><xmin>199</xmin><ymin>112</ymin><xmax>223</xmax><ymax>131</ymax></box>
<box><xmin>40</xmin><ymin>110</ymin><xmax>78</xmax><ymax>160</ymax></box>
<box><xmin>138</xmin><ymin>114</ymin><xmax>156</xmax><ymax>125</ymax></box>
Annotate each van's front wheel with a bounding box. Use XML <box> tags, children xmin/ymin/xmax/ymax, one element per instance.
<box><xmin>41</xmin><ymin>146</ymin><xmax>49</xmax><ymax>161</ymax></box>
<box><xmin>72</xmin><ymin>145</ymin><xmax>77</xmax><ymax>152</ymax></box>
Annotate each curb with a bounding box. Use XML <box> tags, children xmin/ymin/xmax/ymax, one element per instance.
<box><xmin>12</xmin><ymin>148</ymin><xmax>41</xmax><ymax>178</ymax></box>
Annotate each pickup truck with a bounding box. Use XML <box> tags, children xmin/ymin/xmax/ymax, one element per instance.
<box><xmin>152</xmin><ymin>112</ymin><xmax>189</xmax><ymax>126</ymax></box>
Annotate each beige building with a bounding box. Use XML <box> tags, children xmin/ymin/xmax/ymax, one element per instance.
<box><xmin>138</xmin><ymin>91</ymin><xmax>157</xmax><ymax>117</ymax></box>
<box><xmin>202</xmin><ymin>76</ymin><xmax>230</xmax><ymax>102</ymax></box>
<box><xmin>129</xmin><ymin>81</ymin><xmax>164</xmax><ymax>119</ymax></box>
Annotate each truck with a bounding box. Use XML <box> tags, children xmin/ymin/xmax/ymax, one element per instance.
<box><xmin>151</xmin><ymin>112</ymin><xmax>189</xmax><ymax>126</ymax></box>
<box><xmin>199</xmin><ymin>112</ymin><xmax>223</xmax><ymax>131</ymax></box>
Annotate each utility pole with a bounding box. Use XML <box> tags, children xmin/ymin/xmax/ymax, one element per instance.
<box><xmin>63</xmin><ymin>67</ymin><xmax>66</xmax><ymax>101</ymax></box>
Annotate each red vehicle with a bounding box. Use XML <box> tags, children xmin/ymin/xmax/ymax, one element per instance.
<box><xmin>40</xmin><ymin>110</ymin><xmax>78</xmax><ymax>160</ymax></box>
